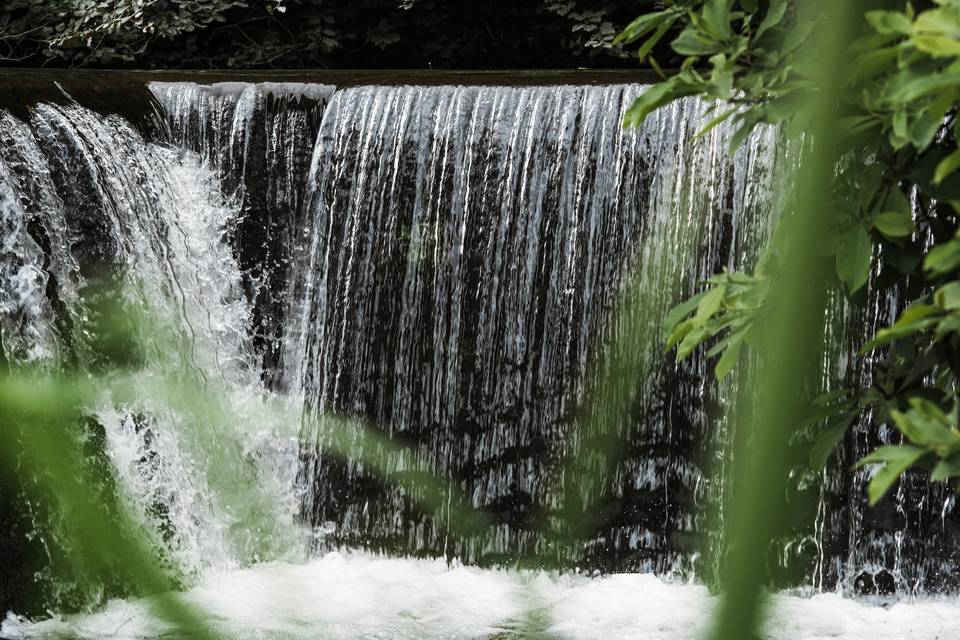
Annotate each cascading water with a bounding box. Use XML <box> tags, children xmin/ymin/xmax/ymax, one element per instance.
<box><xmin>284</xmin><ymin>84</ymin><xmax>782</xmax><ymax>575</ymax></box>
<box><xmin>1</xmin><ymin>77</ymin><xmax>958</xmax><ymax>639</ymax></box>
<box><xmin>0</xmin><ymin>98</ymin><xmax>303</xmax><ymax>614</ymax></box>
<box><xmin>151</xmin><ymin>82</ymin><xmax>334</xmax><ymax>382</ymax></box>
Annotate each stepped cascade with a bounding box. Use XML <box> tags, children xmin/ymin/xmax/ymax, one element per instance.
<box><xmin>0</xmin><ymin>79</ymin><xmax>956</xmax><ymax>621</ymax></box>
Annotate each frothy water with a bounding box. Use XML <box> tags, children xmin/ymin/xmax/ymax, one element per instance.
<box><xmin>4</xmin><ymin>552</ymin><xmax>958</xmax><ymax>640</ymax></box>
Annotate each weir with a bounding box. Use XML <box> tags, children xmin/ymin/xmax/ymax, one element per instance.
<box><xmin>0</xmin><ymin>76</ymin><xmax>955</xmax><ymax>620</ymax></box>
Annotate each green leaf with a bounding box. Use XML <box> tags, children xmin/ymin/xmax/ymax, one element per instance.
<box><xmin>635</xmin><ymin>16</ymin><xmax>679</xmax><ymax>62</ymax></box>
<box><xmin>623</xmin><ymin>74</ymin><xmax>707</xmax><ymax>128</ymax></box>
<box><xmin>861</xmin><ymin>304</ymin><xmax>941</xmax><ymax>351</ymax></box>
<box><xmin>855</xmin><ymin>445</ymin><xmax>928</xmax><ymax>505</ymax></box>
<box><xmin>765</xmin><ymin>91</ymin><xmax>808</xmax><ymax>124</ymax></box>
<box><xmin>666</xmin><ymin>318</ymin><xmax>696</xmax><ymax>351</ymax></box>
<box><xmin>934</xmin><ymin>282</ymin><xmax>960</xmax><ymax>310</ymax></box>
<box><xmin>695</xmin><ymin>284</ymin><xmax>727</xmax><ymax>322</ymax></box>
<box><xmin>676</xmin><ymin>324</ymin><xmax>710</xmax><ymax>360</ymax></box>
<box><xmin>870</xmin><ymin>187</ymin><xmax>913</xmax><ymax>239</ymax></box>
<box><xmin>707</xmin><ymin>53</ymin><xmax>733</xmax><ymax>99</ymax></box>
<box><xmin>883</xmin><ymin>69</ymin><xmax>960</xmax><ymax>103</ymax></box>
<box><xmin>713</xmin><ymin>325</ymin><xmax>749</xmax><ymax>380</ymax></box>
<box><xmin>857</xmin><ymin>164</ymin><xmax>884</xmax><ymax>210</ymax></box>
<box><xmin>663</xmin><ymin>290</ymin><xmax>706</xmax><ymax>340</ymax></box>
<box><xmin>872</xmin><ymin>211</ymin><xmax>915</xmax><ymax>238</ymax></box>
<box><xmin>890</xmin><ymin>398</ymin><xmax>960</xmax><ymax>448</ymax></box>
<box><xmin>884</xmin><ymin>187</ymin><xmax>911</xmax><ymax>216</ymax></box>
<box><xmin>910</xmin><ymin>90</ymin><xmax>957</xmax><ymax>150</ymax></box>
<box><xmin>694</xmin><ymin>106</ymin><xmax>738</xmax><ymax>139</ymax></box>
<box><xmin>848</xmin><ymin>46</ymin><xmax>898</xmax><ymax>83</ymax></box>
<box><xmin>836</xmin><ymin>225</ymin><xmax>873</xmax><ymax>294</ymax></box>
<box><xmin>892</xmin><ymin>110</ymin><xmax>909</xmax><ymax>139</ymax></box>
<box><xmin>810</xmin><ymin>418</ymin><xmax>851</xmax><ymax>470</ymax></box>
<box><xmin>931</xmin><ymin>453</ymin><xmax>960</xmax><ymax>482</ymax></box>
<box><xmin>701</xmin><ymin>0</ymin><xmax>733</xmax><ymax>39</ymax></box>
<box><xmin>934</xmin><ymin>150</ymin><xmax>960</xmax><ymax>185</ymax></box>
<box><xmin>728</xmin><ymin>110</ymin><xmax>764</xmax><ymax>154</ymax></box>
<box><xmin>911</xmin><ymin>7</ymin><xmax>960</xmax><ymax>56</ymax></box>
<box><xmin>925</xmin><ymin>240</ymin><xmax>960</xmax><ymax>276</ymax></box>
<box><xmin>754</xmin><ymin>0</ymin><xmax>786</xmax><ymax>40</ymax></box>
<box><xmin>781</xmin><ymin>17</ymin><xmax>816</xmax><ymax>54</ymax></box>
<box><xmin>912</xmin><ymin>35</ymin><xmax>960</xmax><ymax>55</ymax></box>
<box><xmin>671</xmin><ymin>25</ymin><xmax>723</xmax><ymax>55</ymax></box>
<box><xmin>935</xmin><ymin>314</ymin><xmax>960</xmax><ymax>339</ymax></box>
<box><xmin>865</xmin><ymin>10</ymin><xmax>913</xmax><ymax>35</ymax></box>
<box><xmin>615</xmin><ymin>10</ymin><xmax>676</xmax><ymax>44</ymax></box>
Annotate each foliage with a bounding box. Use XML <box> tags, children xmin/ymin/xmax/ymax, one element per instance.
<box><xmin>0</xmin><ymin>0</ymin><xmax>653</xmax><ymax>68</ymax></box>
<box><xmin>621</xmin><ymin>1</ymin><xmax>960</xmax><ymax>506</ymax></box>
<box><xmin>0</xmin><ymin>0</ymin><xmax>260</xmax><ymax>65</ymax></box>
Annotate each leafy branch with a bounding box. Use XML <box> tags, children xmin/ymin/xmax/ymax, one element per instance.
<box><xmin>621</xmin><ymin>0</ymin><xmax>960</xmax><ymax>503</ymax></box>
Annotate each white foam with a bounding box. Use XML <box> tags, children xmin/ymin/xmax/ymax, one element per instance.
<box><xmin>4</xmin><ymin>552</ymin><xmax>960</xmax><ymax>639</ymax></box>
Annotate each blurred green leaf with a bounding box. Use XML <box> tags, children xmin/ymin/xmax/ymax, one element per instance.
<box><xmin>934</xmin><ymin>149</ymin><xmax>960</xmax><ymax>185</ymax></box>
<box><xmin>810</xmin><ymin>418</ymin><xmax>851</xmax><ymax>470</ymax></box>
<box><xmin>836</xmin><ymin>225</ymin><xmax>872</xmax><ymax>294</ymax></box>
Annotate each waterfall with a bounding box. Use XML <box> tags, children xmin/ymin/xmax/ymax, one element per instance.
<box><xmin>284</xmin><ymin>84</ymin><xmax>782</xmax><ymax>575</ymax></box>
<box><xmin>151</xmin><ymin>82</ymin><xmax>334</xmax><ymax>382</ymax></box>
<box><xmin>0</xmin><ymin>78</ymin><xmax>957</xmax><ymax>623</ymax></box>
<box><xmin>0</xmin><ymin>99</ymin><xmax>302</xmax><ymax>612</ymax></box>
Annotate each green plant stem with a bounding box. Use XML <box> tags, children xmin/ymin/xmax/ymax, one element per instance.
<box><xmin>707</xmin><ymin>2</ymin><xmax>855</xmax><ymax>638</ymax></box>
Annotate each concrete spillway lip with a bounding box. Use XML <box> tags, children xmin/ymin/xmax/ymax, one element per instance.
<box><xmin>0</xmin><ymin>68</ymin><xmax>663</xmax><ymax>125</ymax></box>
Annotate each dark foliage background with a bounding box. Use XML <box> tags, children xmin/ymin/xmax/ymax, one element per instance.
<box><xmin>0</xmin><ymin>0</ymin><xmax>668</xmax><ymax>69</ymax></box>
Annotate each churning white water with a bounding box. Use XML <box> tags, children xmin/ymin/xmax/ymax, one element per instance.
<box><xmin>4</xmin><ymin>551</ymin><xmax>960</xmax><ymax>640</ymax></box>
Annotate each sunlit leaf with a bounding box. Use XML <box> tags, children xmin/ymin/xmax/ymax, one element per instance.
<box><xmin>701</xmin><ymin>0</ymin><xmax>732</xmax><ymax>40</ymax></box>
<box><xmin>934</xmin><ymin>282</ymin><xmax>960</xmax><ymax>310</ymax></box>
<box><xmin>855</xmin><ymin>445</ymin><xmax>929</xmax><ymax>505</ymax></box>
<box><xmin>873</xmin><ymin>210</ymin><xmax>914</xmax><ymax>238</ymax></box>
<box><xmin>925</xmin><ymin>239</ymin><xmax>960</xmax><ymax>275</ymax></box>
<box><xmin>862</xmin><ymin>303</ymin><xmax>941</xmax><ymax>351</ymax></box>
<box><xmin>934</xmin><ymin>149</ymin><xmax>960</xmax><ymax>185</ymax></box>
<box><xmin>695</xmin><ymin>284</ymin><xmax>727</xmax><ymax>322</ymax></box>
<box><xmin>890</xmin><ymin>398</ymin><xmax>960</xmax><ymax>448</ymax></box>
<box><xmin>663</xmin><ymin>290</ymin><xmax>706</xmax><ymax>340</ymax></box>
<box><xmin>623</xmin><ymin>74</ymin><xmax>707</xmax><ymax>127</ymax></box>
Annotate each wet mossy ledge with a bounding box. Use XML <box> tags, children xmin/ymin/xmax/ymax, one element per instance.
<box><xmin>0</xmin><ymin>69</ymin><xmax>661</xmax><ymax>127</ymax></box>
